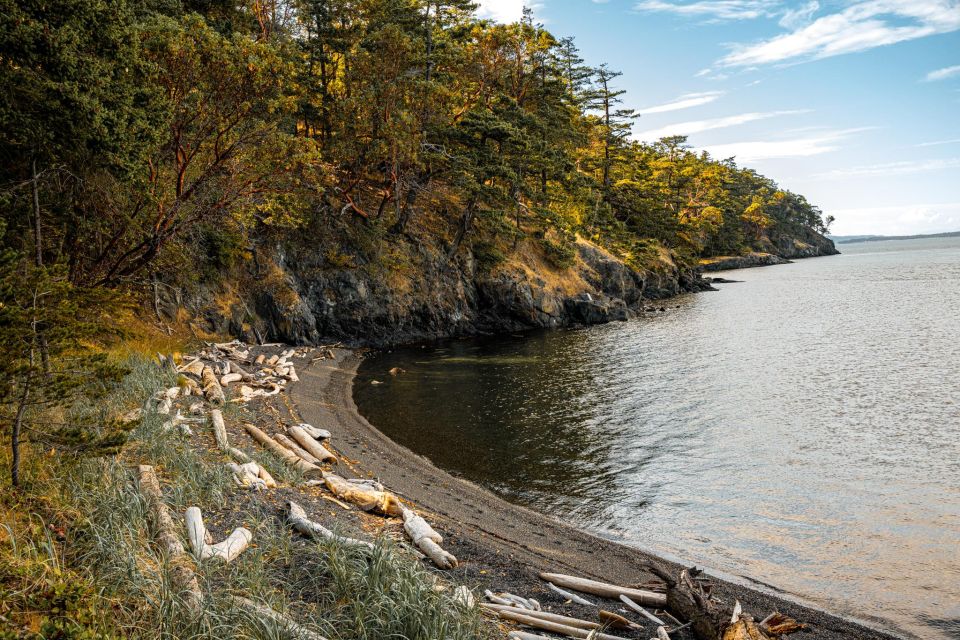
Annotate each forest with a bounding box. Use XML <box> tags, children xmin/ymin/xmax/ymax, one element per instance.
<box><xmin>1</xmin><ymin>0</ymin><xmax>833</xmax><ymax>291</ymax></box>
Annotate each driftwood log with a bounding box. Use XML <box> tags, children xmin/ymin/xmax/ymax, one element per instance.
<box><xmin>401</xmin><ymin>508</ymin><xmax>457</xmax><ymax>569</ymax></box>
<box><xmin>297</xmin><ymin>424</ymin><xmax>331</xmax><ymax>440</ymax></box>
<box><xmin>482</xmin><ymin>604</ymin><xmax>598</xmax><ymax>630</ymax></box>
<box><xmin>323</xmin><ymin>473</ymin><xmax>403</xmax><ymax>516</ymax></box>
<box><xmin>546</xmin><ymin>582</ymin><xmax>595</xmax><ymax>606</ymax></box>
<box><xmin>539</xmin><ymin>572</ymin><xmax>667</xmax><ymax>607</ymax></box>
<box><xmin>184</xmin><ymin>506</ymin><xmax>251</xmax><ymax>562</ymax></box>
<box><xmin>286</xmin><ymin>501</ymin><xmax>373</xmax><ymax>549</ymax></box>
<box><xmin>201</xmin><ymin>365</ymin><xmax>226</xmax><ymax>406</ymax></box>
<box><xmin>620</xmin><ymin>594</ymin><xmax>666</xmax><ymax>626</ymax></box>
<box><xmin>289</xmin><ymin>426</ymin><xmax>336</xmax><ymax>463</ymax></box>
<box><xmin>137</xmin><ymin>465</ymin><xmax>203</xmax><ymax>612</ymax></box>
<box><xmin>242</xmin><ymin>423</ymin><xmax>323</xmax><ymax>478</ymax></box>
<box><xmin>231</xmin><ymin>596</ymin><xmax>327</xmax><ymax>640</ymax></box>
<box><xmin>275</xmin><ymin>433</ymin><xmax>322</xmax><ymax>465</ymax></box>
<box><xmin>486</xmin><ymin>607</ymin><xmax>628</xmax><ymax>640</ymax></box>
<box><xmin>210</xmin><ymin>409</ymin><xmax>229</xmax><ymax>450</ymax></box>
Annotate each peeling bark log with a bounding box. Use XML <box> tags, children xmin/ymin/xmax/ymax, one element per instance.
<box><xmin>201</xmin><ymin>365</ymin><xmax>225</xmax><ymax>406</ymax></box>
<box><xmin>289</xmin><ymin>426</ymin><xmax>336</xmax><ymax>463</ymax></box>
<box><xmin>137</xmin><ymin>465</ymin><xmax>202</xmax><ymax>612</ymax></box>
<box><xmin>210</xmin><ymin>409</ymin><xmax>229</xmax><ymax>450</ymax></box>
<box><xmin>241</xmin><ymin>423</ymin><xmax>323</xmax><ymax>478</ymax></box>
<box><xmin>539</xmin><ymin>573</ymin><xmax>667</xmax><ymax>608</ymax></box>
<box><xmin>323</xmin><ymin>473</ymin><xmax>403</xmax><ymax>516</ymax></box>
<box><xmin>286</xmin><ymin>501</ymin><xmax>373</xmax><ymax>549</ymax></box>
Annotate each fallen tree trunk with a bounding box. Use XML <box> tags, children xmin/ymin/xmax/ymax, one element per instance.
<box><xmin>210</xmin><ymin>409</ymin><xmax>229</xmax><ymax>450</ymax></box>
<box><xmin>286</xmin><ymin>501</ymin><xmax>373</xmax><ymax>549</ymax></box>
<box><xmin>323</xmin><ymin>473</ymin><xmax>403</xmax><ymax>516</ymax></box>
<box><xmin>201</xmin><ymin>365</ymin><xmax>226</xmax><ymax>406</ymax></box>
<box><xmin>401</xmin><ymin>508</ymin><xmax>457</xmax><ymax>569</ymax></box>
<box><xmin>289</xmin><ymin>426</ymin><xmax>336</xmax><ymax>463</ymax></box>
<box><xmin>487</xmin><ymin>607</ymin><xmax>628</xmax><ymax>640</ymax></box>
<box><xmin>184</xmin><ymin>506</ymin><xmax>251</xmax><ymax>562</ymax></box>
<box><xmin>297</xmin><ymin>424</ymin><xmax>331</xmax><ymax>440</ymax></box>
<box><xmin>231</xmin><ymin>596</ymin><xmax>327</xmax><ymax>640</ymax></box>
<box><xmin>137</xmin><ymin>465</ymin><xmax>203</xmax><ymax>612</ymax></box>
<box><xmin>241</xmin><ymin>423</ymin><xmax>323</xmax><ymax>479</ymax></box>
<box><xmin>539</xmin><ymin>572</ymin><xmax>667</xmax><ymax>607</ymax></box>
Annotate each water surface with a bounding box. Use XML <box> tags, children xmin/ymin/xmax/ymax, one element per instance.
<box><xmin>355</xmin><ymin>237</ymin><xmax>960</xmax><ymax>639</ymax></box>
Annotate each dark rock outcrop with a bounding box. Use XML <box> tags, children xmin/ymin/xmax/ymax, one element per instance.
<box><xmin>183</xmin><ymin>237</ymin><xmax>712</xmax><ymax>347</ymax></box>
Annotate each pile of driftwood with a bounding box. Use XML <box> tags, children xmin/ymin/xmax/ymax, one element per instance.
<box><xmin>145</xmin><ymin>341</ymin><xmax>460</xmax><ymax>572</ymax></box>
<box><xmin>479</xmin><ymin>568</ymin><xmax>805</xmax><ymax>640</ymax></box>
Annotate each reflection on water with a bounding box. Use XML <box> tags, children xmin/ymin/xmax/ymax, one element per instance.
<box><xmin>355</xmin><ymin>237</ymin><xmax>960</xmax><ymax>639</ymax></box>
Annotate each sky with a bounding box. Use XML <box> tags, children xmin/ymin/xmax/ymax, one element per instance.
<box><xmin>474</xmin><ymin>0</ymin><xmax>960</xmax><ymax>236</ymax></box>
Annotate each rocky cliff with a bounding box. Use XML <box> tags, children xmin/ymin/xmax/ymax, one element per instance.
<box><xmin>700</xmin><ymin>226</ymin><xmax>839</xmax><ymax>272</ymax></box>
<box><xmin>179</xmin><ymin>236</ymin><xmax>711</xmax><ymax>347</ymax></box>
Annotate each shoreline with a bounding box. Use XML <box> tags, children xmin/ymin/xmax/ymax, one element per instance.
<box><xmin>290</xmin><ymin>348</ymin><xmax>899</xmax><ymax>640</ymax></box>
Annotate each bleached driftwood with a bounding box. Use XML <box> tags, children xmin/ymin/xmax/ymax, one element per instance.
<box><xmin>286</xmin><ymin>501</ymin><xmax>373</xmax><ymax>549</ymax></box>
<box><xmin>284</xmin><ymin>365</ymin><xmax>299</xmax><ymax>382</ymax></box>
<box><xmin>297</xmin><ymin>423</ymin><xmax>331</xmax><ymax>440</ymax></box>
<box><xmin>155</xmin><ymin>396</ymin><xmax>173</xmax><ymax>415</ymax></box>
<box><xmin>482</xmin><ymin>604</ymin><xmax>598</xmax><ymax>630</ymax></box>
<box><xmin>221</xmin><ymin>372</ymin><xmax>243</xmax><ymax>386</ymax></box>
<box><xmin>227</xmin><ymin>462</ymin><xmax>266</xmax><ymax>490</ymax></box>
<box><xmin>137</xmin><ymin>465</ymin><xmax>202</xmax><ymax>612</ymax></box>
<box><xmin>231</xmin><ymin>596</ymin><xmax>327</xmax><ymax>640</ymax></box>
<box><xmin>658</xmin><ymin>626</ymin><xmax>672</xmax><ymax>640</ymax></box>
<box><xmin>485</xmin><ymin>590</ymin><xmax>515</xmax><ymax>607</ymax></box>
<box><xmin>486</xmin><ymin>607</ymin><xmax>627</xmax><ymax>640</ymax></box>
<box><xmin>210</xmin><ymin>409</ymin><xmax>229</xmax><ymax>450</ymax></box>
<box><xmin>493</xmin><ymin>592</ymin><xmax>540</xmax><ymax>611</ymax></box>
<box><xmin>507</xmin><ymin>633</ymin><xmax>555</xmax><ymax>640</ymax></box>
<box><xmin>539</xmin><ymin>573</ymin><xmax>667</xmax><ymax>607</ymax></box>
<box><xmin>184</xmin><ymin>506</ymin><xmax>251</xmax><ymax>562</ymax></box>
<box><xmin>546</xmin><ymin>582</ymin><xmax>595</xmax><ymax>607</ymax></box>
<box><xmin>401</xmin><ymin>508</ymin><xmax>457</xmax><ymax>569</ymax></box>
<box><xmin>323</xmin><ymin>473</ymin><xmax>403</xmax><ymax>516</ymax></box>
<box><xmin>181</xmin><ymin>377</ymin><xmax>201</xmax><ymax>396</ymax></box>
<box><xmin>620</xmin><ymin>594</ymin><xmax>666</xmax><ymax>626</ymax></box>
<box><xmin>275</xmin><ymin>433</ymin><xmax>321</xmax><ymax>465</ymax></box>
<box><xmin>242</xmin><ymin>423</ymin><xmax>323</xmax><ymax>478</ymax></box>
<box><xmin>255</xmin><ymin>354</ymin><xmax>266</xmax><ymax>365</ymax></box>
<box><xmin>201</xmin><ymin>365</ymin><xmax>226</xmax><ymax>406</ymax></box>
<box><xmin>452</xmin><ymin>586</ymin><xmax>475</xmax><ymax>608</ymax></box>
<box><xmin>289</xmin><ymin>426</ymin><xmax>336</xmax><ymax>463</ymax></box>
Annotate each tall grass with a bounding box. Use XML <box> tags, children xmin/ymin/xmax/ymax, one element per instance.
<box><xmin>4</xmin><ymin>354</ymin><xmax>491</xmax><ymax>639</ymax></box>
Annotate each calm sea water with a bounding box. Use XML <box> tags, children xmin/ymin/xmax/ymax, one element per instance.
<box><xmin>355</xmin><ymin>237</ymin><xmax>960</xmax><ymax>639</ymax></box>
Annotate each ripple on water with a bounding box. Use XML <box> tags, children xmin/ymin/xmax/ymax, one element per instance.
<box><xmin>356</xmin><ymin>237</ymin><xmax>960</xmax><ymax>640</ymax></box>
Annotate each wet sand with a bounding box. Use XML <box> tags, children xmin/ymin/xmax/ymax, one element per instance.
<box><xmin>290</xmin><ymin>348</ymin><xmax>899</xmax><ymax>640</ymax></box>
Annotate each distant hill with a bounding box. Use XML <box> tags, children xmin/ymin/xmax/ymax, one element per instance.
<box><xmin>831</xmin><ymin>230</ymin><xmax>960</xmax><ymax>244</ymax></box>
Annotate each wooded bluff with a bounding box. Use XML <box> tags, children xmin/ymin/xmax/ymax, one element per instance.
<box><xmin>0</xmin><ymin>0</ymin><xmax>836</xmax><ymax>347</ymax></box>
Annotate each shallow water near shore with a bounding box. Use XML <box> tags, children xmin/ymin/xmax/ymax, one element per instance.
<box><xmin>355</xmin><ymin>236</ymin><xmax>960</xmax><ymax>640</ymax></box>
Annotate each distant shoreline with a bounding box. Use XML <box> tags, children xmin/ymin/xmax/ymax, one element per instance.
<box><xmin>832</xmin><ymin>230</ymin><xmax>960</xmax><ymax>244</ymax></box>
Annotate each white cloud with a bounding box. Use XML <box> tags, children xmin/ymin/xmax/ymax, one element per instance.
<box><xmin>778</xmin><ymin>0</ymin><xmax>819</xmax><ymax>28</ymax></box>
<box><xmin>829</xmin><ymin>202</ymin><xmax>960</xmax><ymax>235</ymax></box>
<box><xmin>636</xmin><ymin>91</ymin><xmax>725</xmax><ymax>115</ymax></box>
<box><xmin>635</xmin><ymin>109</ymin><xmax>807</xmax><ymax>140</ymax></box>
<box><xmin>694</xmin><ymin>127</ymin><xmax>869</xmax><ymax>161</ymax></box>
<box><xmin>475</xmin><ymin>0</ymin><xmax>525</xmax><ymax>22</ymax></box>
<box><xmin>924</xmin><ymin>64</ymin><xmax>960</xmax><ymax>81</ymax></box>
<box><xmin>814</xmin><ymin>157</ymin><xmax>960</xmax><ymax>178</ymax></box>
<box><xmin>718</xmin><ymin>0</ymin><xmax>960</xmax><ymax>67</ymax></box>
<box><xmin>917</xmin><ymin>137</ymin><xmax>960</xmax><ymax>146</ymax></box>
<box><xmin>634</xmin><ymin>0</ymin><xmax>779</xmax><ymax>21</ymax></box>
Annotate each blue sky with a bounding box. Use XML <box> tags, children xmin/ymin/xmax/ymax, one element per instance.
<box><xmin>475</xmin><ymin>0</ymin><xmax>960</xmax><ymax>236</ymax></box>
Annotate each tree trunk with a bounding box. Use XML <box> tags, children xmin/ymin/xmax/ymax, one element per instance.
<box><xmin>10</xmin><ymin>380</ymin><xmax>30</xmax><ymax>487</ymax></box>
